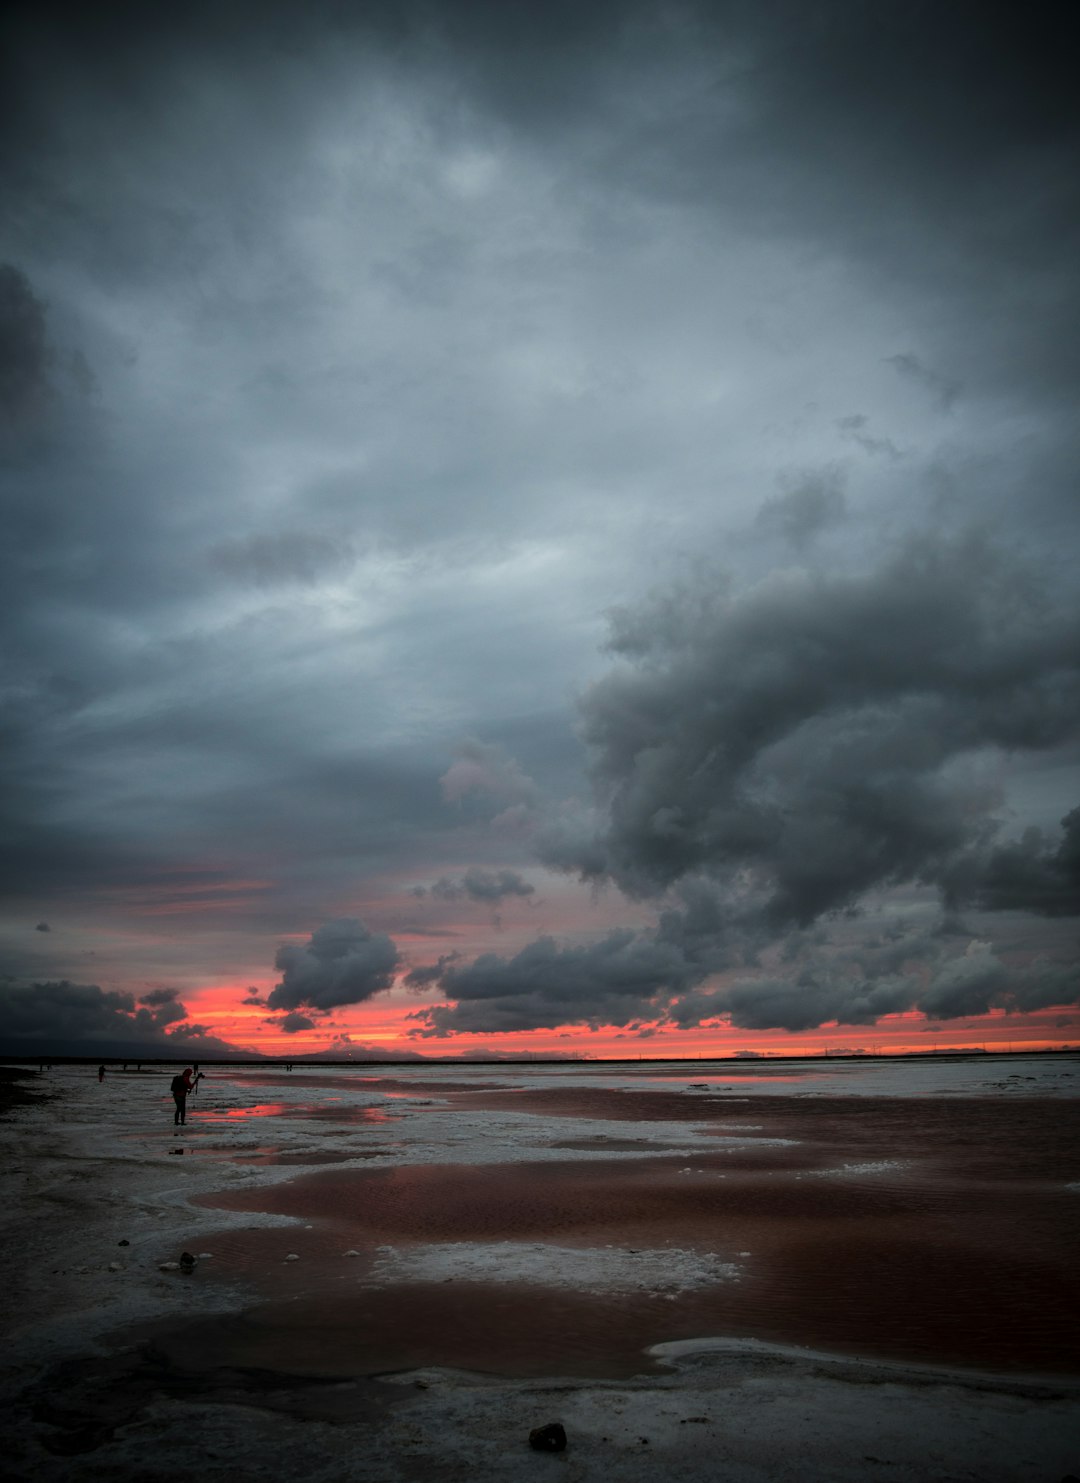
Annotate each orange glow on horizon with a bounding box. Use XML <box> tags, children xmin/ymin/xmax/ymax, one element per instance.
<box><xmin>170</xmin><ymin>980</ymin><xmax>1080</xmax><ymax>1059</ymax></box>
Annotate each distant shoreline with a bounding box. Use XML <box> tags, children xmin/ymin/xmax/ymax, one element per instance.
<box><xmin>3</xmin><ymin>1046</ymin><xmax>1078</xmax><ymax>1070</ymax></box>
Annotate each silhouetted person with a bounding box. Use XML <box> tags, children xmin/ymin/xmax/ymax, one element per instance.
<box><xmin>170</xmin><ymin>1067</ymin><xmax>194</xmax><ymax>1126</ymax></box>
<box><xmin>98</xmin><ymin>1064</ymin><xmax>105</xmax><ymax>1083</ymax></box>
<box><xmin>191</xmin><ymin>1062</ymin><xmax>203</xmax><ymax>1094</ymax></box>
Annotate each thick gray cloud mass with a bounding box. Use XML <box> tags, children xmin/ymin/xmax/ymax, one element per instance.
<box><xmin>540</xmin><ymin>535</ymin><xmax>1080</xmax><ymax>923</ymax></box>
<box><xmin>1</xmin><ymin>2</ymin><xmax>1077</xmax><ymax>1049</ymax></box>
<box><xmin>410</xmin><ymin>928</ymin><xmax>705</xmax><ymax>1038</ymax></box>
<box><xmin>950</xmin><ymin>807</ymin><xmax>1080</xmax><ymax>917</ymax></box>
<box><xmin>0</xmin><ymin>978</ymin><xmax>236</xmax><ymax>1056</ymax></box>
<box><xmin>267</xmin><ymin>918</ymin><xmax>400</xmax><ymax>1013</ymax></box>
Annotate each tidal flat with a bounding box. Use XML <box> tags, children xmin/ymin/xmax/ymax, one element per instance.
<box><xmin>2</xmin><ymin>1055</ymin><xmax>1078</xmax><ymax>1481</ymax></box>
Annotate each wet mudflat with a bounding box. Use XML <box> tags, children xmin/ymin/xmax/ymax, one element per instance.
<box><xmin>180</xmin><ymin>1089</ymin><xmax>1080</xmax><ymax>1380</ymax></box>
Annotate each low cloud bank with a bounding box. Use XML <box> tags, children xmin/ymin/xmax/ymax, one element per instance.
<box><xmin>0</xmin><ymin>979</ymin><xmax>240</xmax><ymax>1057</ymax></box>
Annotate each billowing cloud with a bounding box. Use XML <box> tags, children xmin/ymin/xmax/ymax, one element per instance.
<box><xmin>920</xmin><ymin>941</ymin><xmax>1079</xmax><ymax>1021</ymax></box>
<box><xmin>539</xmin><ymin>535</ymin><xmax>1080</xmax><ymax>930</ymax></box>
<box><xmin>947</xmin><ymin>808</ymin><xmax>1080</xmax><ymax>917</ymax></box>
<box><xmin>667</xmin><ymin>935</ymin><xmax>1079</xmax><ymax>1032</ymax></box>
<box><xmin>409</xmin><ymin>928</ymin><xmax>705</xmax><ymax>1037</ymax></box>
<box><xmin>267</xmin><ymin>917</ymin><xmax>400</xmax><ymax>1013</ymax></box>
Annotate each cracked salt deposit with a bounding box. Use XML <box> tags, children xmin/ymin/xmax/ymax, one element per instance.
<box><xmin>365</xmin><ymin>1241</ymin><xmax>741</xmax><ymax>1293</ymax></box>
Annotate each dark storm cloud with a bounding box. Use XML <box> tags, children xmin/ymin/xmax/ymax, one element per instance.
<box><xmin>538</xmin><ymin>534</ymin><xmax>1080</xmax><ymax>927</ymax></box>
<box><xmin>439</xmin><ymin>530</ymin><xmax>1080</xmax><ymax>1036</ymax></box>
<box><xmin>677</xmin><ymin>973</ymin><xmax>921</xmax><ymax>1036</ymax></box>
<box><xmin>267</xmin><ymin>918</ymin><xmax>400</xmax><ymax>1013</ymax></box>
<box><xmin>0</xmin><ymin>978</ymin><xmax>237</xmax><ymax>1054</ymax></box>
<box><xmin>947</xmin><ymin>807</ymin><xmax>1080</xmax><ymax>917</ymax></box>
<box><xmin>408</xmin><ymin>928</ymin><xmax>705</xmax><ymax>1037</ymax></box>
<box><xmin>279</xmin><ymin>1011</ymin><xmax>316</xmax><ymax>1034</ymax></box>
<box><xmin>660</xmin><ymin>929</ymin><xmax>1079</xmax><ymax>1032</ymax></box>
<box><xmin>0</xmin><ymin>980</ymin><xmax>137</xmax><ymax>1042</ymax></box>
<box><xmin>920</xmin><ymin>942</ymin><xmax>1079</xmax><ymax>1021</ymax></box>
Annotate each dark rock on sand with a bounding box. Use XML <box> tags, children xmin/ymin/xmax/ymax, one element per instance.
<box><xmin>179</xmin><ymin>1251</ymin><xmax>197</xmax><ymax>1273</ymax></box>
<box><xmin>529</xmin><ymin>1422</ymin><xmax>567</xmax><ymax>1451</ymax></box>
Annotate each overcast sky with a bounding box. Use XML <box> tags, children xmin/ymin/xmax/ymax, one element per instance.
<box><xmin>1</xmin><ymin>0</ymin><xmax>1077</xmax><ymax>1059</ymax></box>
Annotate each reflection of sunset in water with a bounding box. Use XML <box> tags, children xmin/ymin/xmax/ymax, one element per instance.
<box><xmin>196</xmin><ymin>1101</ymin><xmax>400</xmax><ymax>1124</ymax></box>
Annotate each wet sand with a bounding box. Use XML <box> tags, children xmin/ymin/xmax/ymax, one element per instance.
<box><xmin>4</xmin><ymin>1060</ymin><xmax>1079</xmax><ymax>1482</ymax></box>
<box><xmin>193</xmin><ymin>1133</ymin><xmax>1079</xmax><ymax>1376</ymax></box>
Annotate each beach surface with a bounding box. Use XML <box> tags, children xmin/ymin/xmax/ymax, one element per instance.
<box><xmin>2</xmin><ymin>1055</ymin><xmax>1078</xmax><ymax>1482</ymax></box>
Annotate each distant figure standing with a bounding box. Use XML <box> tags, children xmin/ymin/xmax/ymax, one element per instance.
<box><xmin>170</xmin><ymin>1067</ymin><xmax>194</xmax><ymax>1126</ymax></box>
<box><xmin>98</xmin><ymin>1064</ymin><xmax>106</xmax><ymax>1083</ymax></box>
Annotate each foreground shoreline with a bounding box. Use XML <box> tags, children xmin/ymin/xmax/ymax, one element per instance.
<box><xmin>3</xmin><ymin>1063</ymin><xmax>1078</xmax><ymax>1482</ymax></box>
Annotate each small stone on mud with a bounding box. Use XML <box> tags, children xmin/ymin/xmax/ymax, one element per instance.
<box><xmin>178</xmin><ymin>1252</ymin><xmax>197</xmax><ymax>1273</ymax></box>
<box><xmin>529</xmin><ymin>1423</ymin><xmax>567</xmax><ymax>1452</ymax></box>
<box><xmin>118</xmin><ymin>1239</ymin><xmax>129</xmax><ymax>1247</ymax></box>
<box><xmin>343</xmin><ymin>1249</ymin><xmax>360</xmax><ymax>1257</ymax></box>
<box><xmin>107</xmin><ymin>1262</ymin><xmax>122</xmax><ymax>1272</ymax></box>
<box><xmin>284</xmin><ymin>1253</ymin><xmax>300</xmax><ymax>1261</ymax></box>
<box><xmin>158</xmin><ymin>1262</ymin><xmax>180</xmax><ymax>1272</ymax></box>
